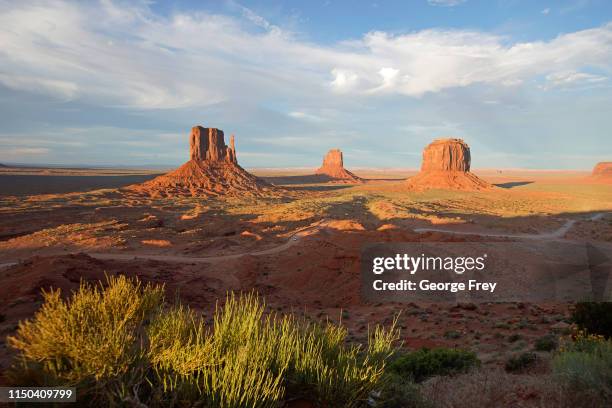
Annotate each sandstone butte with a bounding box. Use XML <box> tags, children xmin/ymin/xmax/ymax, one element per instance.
<box><xmin>591</xmin><ymin>161</ymin><xmax>612</xmax><ymax>183</ymax></box>
<box><xmin>404</xmin><ymin>138</ymin><xmax>493</xmax><ymax>191</ymax></box>
<box><xmin>315</xmin><ymin>149</ymin><xmax>364</xmax><ymax>183</ymax></box>
<box><xmin>129</xmin><ymin>126</ymin><xmax>274</xmax><ymax>197</ymax></box>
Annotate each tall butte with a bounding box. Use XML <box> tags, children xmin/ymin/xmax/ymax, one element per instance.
<box><xmin>315</xmin><ymin>149</ymin><xmax>363</xmax><ymax>183</ymax></box>
<box><xmin>405</xmin><ymin>138</ymin><xmax>492</xmax><ymax>191</ymax></box>
<box><xmin>130</xmin><ymin>126</ymin><xmax>273</xmax><ymax>197</ymax></box>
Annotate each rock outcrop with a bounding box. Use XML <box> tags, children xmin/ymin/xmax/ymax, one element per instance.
<box><xmin>591</xmin><ymin>162</ymin><xmax>612</xmax><ymax>183</ymax></box>
<box><xmin>405</xmin><ymin>138</ymin><xmax>492</xmax><ymax>191</ymax></box>
<box><xmin>129</xmin><ymin>126</ymin><xmax>274</xmax><ymax>197</ymax></box>
<box><xmin>189</xmin><ymin>126</ymin><xmax>237</xmax><ymax>164</ymax></box>
<box><xmin>592</xmin><ymin>162</ymin><xmax>612</xmax><ymax>177</ymax></box>
<box><xmin>315</xmin><ymin>149</ymin><xmax>363</xmax><ymax>183</ymax></box>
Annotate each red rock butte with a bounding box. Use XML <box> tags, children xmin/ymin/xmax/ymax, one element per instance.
<box><xmin>129</xmin><ymin>126</ymin><xmax>274</xmax><ymax>197</ymax></box>
<box><xmin>591</xmin><ymin>161</ymin><xmax>612</xmax><ymax>183</ymax></box>
<box><xmin>315</xmin><ymin>149</ymin><xmax>363</xmax><ymax>183</ymax></box>
<box><xmin>405</xmin><ymin>138</ymin><xmax>492</xmax><ymax>191</ymax></box>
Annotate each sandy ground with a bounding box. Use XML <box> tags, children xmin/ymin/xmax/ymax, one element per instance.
<box><xmin>0</xmin><ymin>166</ymin><xmax>611</xmax><ymax>381</ymax></box>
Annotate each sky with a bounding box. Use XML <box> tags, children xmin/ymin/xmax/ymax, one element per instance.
<box><xmin>0</xmin><ymin>0</ymin><xmax>611</xmax><ymax>169</ymax></box>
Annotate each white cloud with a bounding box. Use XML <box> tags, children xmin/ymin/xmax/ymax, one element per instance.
<box><xmin>427</xmin><ymin>0</ymin><xmax>467</xmax><ymax>6</ymax></box>
<box><xmin>0</xmin><ymin>74</ymin><xmax>78</xmax><ymax>100</ymax></box>
<box><xmin>1</xmin><ymin>147</ymin><xmax>50</xmax><ymax>157</ymax></box>
<box><xmin>541</xmin><ymin>8</ymin><xmax>551</xmax><ymax>15</ymax></box>
<box><xmin>0</xmin><ymin>1</ymin><xmax>610</xmax><ymax>108</ymax></box>
<box><xmin>544</xmin><ymin>70</ymin><xmax>608</xmax><ymax>89</ymax></box>
<box><xmin>330</xmin><ymin>69</ymin><xmax>359</xmax><ymax>92</ymax></box>
<box><xmin>288</xmin><ymin>111</ymin><xmax>325</xmax><ymax>122</ymax></box>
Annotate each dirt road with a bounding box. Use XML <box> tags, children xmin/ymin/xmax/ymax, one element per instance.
<box><xmin>1</xmin><ymin>213</ymin><xmax>607</xmax><ymax>268</ymax></box>
<box><xmin>413</xmin><ymin>212</ymin><xmax>605</xmax><ymax>240</ymax></box>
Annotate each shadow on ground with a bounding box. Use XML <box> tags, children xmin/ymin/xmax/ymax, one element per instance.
<box><xmin>494</xmin><ymin>181</ymin><xmax>534</xmax><ymax>189</ymax></box>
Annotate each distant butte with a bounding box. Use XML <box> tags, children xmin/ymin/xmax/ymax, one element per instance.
<box><xmin>315</xmin><ymin>149</ymin><xmax>363</xmax><ymax>183</ymax></box>
<box><xmin>404</xmin><ymin>138</ymin><xmax>492</xmax><ymax>191</ymax></box>
<box><xmin>129</xmin><ymin>126</ymin><xmax>275</xmax><ymax>197</ymax></box>
<box><xmin>591</xmin><ymin>161</ymin><xmax>612</xmax><ymax>183</ymax></box>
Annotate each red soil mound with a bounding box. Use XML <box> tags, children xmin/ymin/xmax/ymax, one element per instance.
<box><xmin>315</xmin><ymin>149</ymin><xmax>363</xmax><ymax>183</ymax></box>
<box><xmin>405</xmin><ymin>138</ymin><xmax>493</xmax><ymax>191</ymax></box>
<box><xmin>128</xmin><ymin>126</ymin><xmax>275</xmax><ymax>197</ymax></box>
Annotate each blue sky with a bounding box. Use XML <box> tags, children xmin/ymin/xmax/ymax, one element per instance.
<box><xmin>0</xmin><ymin>0</ymin><xmax>611</xmax><ymax>169</ymax></box>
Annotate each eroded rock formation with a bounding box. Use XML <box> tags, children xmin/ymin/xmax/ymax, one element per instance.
<box><xmin>421</xmin><ymin>138</ymin><xmax>471</xmax><ymax>172</ymax></box>
<box><xmin>315</xmin><ymin>149</ymin><xmax>363</xmax><ymax>183</ymax></box>
<box><xmin>129</xmin><ymin>125</ymin><xmax>274</xmax><ymax>197</ymax></box>
<box><xmin>405</xmin><ymin>138</ymin><xmax>492</xmax><ymax>191</ymax></box>
<box><xmin>189</xmin><ymin>126</ymin><xmax>237</xmax><ymax>164</ymax></box>
<box><xmin>591</xmin><ymin>162</ymin><xmax>612</xmax><ymax>183</ymax></box>
<box><xmin>593</xmin><ymin>162</ymin><xmax>612</xmax><ymax>177</ymax></box>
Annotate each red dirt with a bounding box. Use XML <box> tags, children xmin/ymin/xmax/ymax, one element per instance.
<box><xmin>128</xmin><ymin>159</ymin><xmax>275</xmax><ymax>198</ymax></box>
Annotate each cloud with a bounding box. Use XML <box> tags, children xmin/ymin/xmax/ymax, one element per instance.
<box><xmin>288</xmin><ymin>111</ymin><xmax>325</xmax><ymax>122</ymax></box>
<box><xmin>0</xmin><ymin>147</ymin><xmax>50</xmax><ymax>158</ymax></box>
<box><xmin>541</xmin><ymin>8</ymin><xmax>551</xmax><ymax>15</ymax></box>
<box><xmin>330</xmin><ymin>69</ymin><xmax>359</xmax><ymax>92</ymax></box>
<box><xmin>0</xmin><ymin>1</ymin><xmax>610</xmax><ymax>109</ymax></box>
<box><xmin>427</xmin><ymin>0</ymin><xmax>467</xmax><ymax>6</ymax></box>
<box><xmin>544</xmin><ymin>70</ymin><xmax>608</xmax><ymax>89</ymax></box>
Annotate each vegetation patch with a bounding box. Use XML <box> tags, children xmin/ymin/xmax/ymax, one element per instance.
<box><xmin>571</xmin><ymin>302</ymin><xmax>612</xmax><ymax>339</ymax></box>
<box><xmin>388</xmin><ymin>348</ymin><xmax>480</xmax><ymax>383</ymax></box>
<box><xmin>7</xmin><ymin>276</ymin><xmax>399</xmax><ymax>407</ymax></box>
<box><xmin>505</xmin><ymin>352</ymin><xmax>538</xmax><ymax>373</ymax></box>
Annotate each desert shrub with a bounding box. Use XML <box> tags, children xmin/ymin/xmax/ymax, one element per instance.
<box><xmin>553</xmin><ymin>331</ymin><xmax>612</xmax><ymax>404</ymax></box>
<box><xmin>504</xmin><ymin>352</ymin><xmax>538</xmax><ymax>373</ymax></box>
<box><xmin>7</xmin><ymin>275</ymin><xmax>163</xmax><ymax>404</ymax></box>
<box><xmin>388</xmin><ymin>348</ymin><xmax>480</xmax><ymax>383</ymax></box>
<box><xmin>535</xmin><ymin>334</ymin><xmax>558</xmax><ymax>352</ymax></box>
<box><xmin>571</xmin><ymin>302</ymin><xmax>612</xmax><ymax>338</ymax></box>
<box><xmin>376</xmin><ymin>373</ymin><xmax>430</xmax><ymax>408</ymax></box>
<box><xmin>8</xmin><ymin>277</ymin><xmax>400</xmax><ymax>407</ymax></box>
<box><xmin>422</xmin><ymin>369</ymin><xmax>566</xmax><ymax>408</ymax></box>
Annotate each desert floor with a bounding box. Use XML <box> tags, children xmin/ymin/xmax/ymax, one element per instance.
<box><xmin>1</xmin><ymin>166</ymin><xmax>611</xmax><ymax>380</ymax></box>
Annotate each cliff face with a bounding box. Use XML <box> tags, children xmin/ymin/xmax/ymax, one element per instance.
<box><xmin>129</xmin><ymin>125</ymin><xmax>274</xmax><ymax>198</ymax></box>
<box><xmin>421</xmin><ymin>139</ymin><xmax>471</xmax><ymax>172</ymax></box>
<box><xmin>593</xmin><ymin>162</ymin><xmax>612</xmax><ymax>177</ymax></box>
<box><xmin>315</xmin><ymin>149</ymin><xmax>363</xmax><ymax>183</ymax></box>
<box><xmin>405</xmin><ymin>138</ymin><xmax>492</xmax><ymax>191</ymax></box>
<box><xmin>590</xmin><ymin>161</ymin><xmax>612</xmax><ymax>184</ymax></box>
<box><xmin>189</xmin><ymin>126</ymin><xmax>237</xmax><ymax>164</ymax></box>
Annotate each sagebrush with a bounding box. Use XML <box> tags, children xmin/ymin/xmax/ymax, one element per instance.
<box><xmin>8</xmin><ymin>275</ymin><xmax>400</xmax><ymax>407</ymax></box>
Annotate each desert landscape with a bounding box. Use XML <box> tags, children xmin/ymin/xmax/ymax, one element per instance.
<box><xmin>1</xmin><ymin>1</ymin><xmax>612</xmax><ymax>406</ymax></box>
<box><xmin>0</xmin><ymin>125</ymin><xmax>611</xmax><ymax>406</ymax></box>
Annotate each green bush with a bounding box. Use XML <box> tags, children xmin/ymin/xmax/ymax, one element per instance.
<box><xmin>504</xmin><ymin>352</ymin><xmax>538</xmax><ymax>373</ymax></box>
<box><xmin>388</xmin><ymin>348</ymin><xmax>480</xmax><ymax>383</ymax></box>
<box><xmin>572</xmin><ymin>302</ymin><xmax>612</xmax><ymax>338</ymax></box>
<box><xmin>553</xmin><ymin>333</ymin><xmax>612</xmax><ymax>404</ymax></box>
<box><xmin>377</xmin><ymin>373</ymin><xmax>430</xmax><ymax>408</ymax></box>
<box><xmin>8</xmin><ymin>276</ymin><xmax>400</xmax><ymax>407</ymax></box>
<box><xmin>534</xmin><ymin>334</ymin><xmax>558</xmax><ymax>352</ymax></box>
